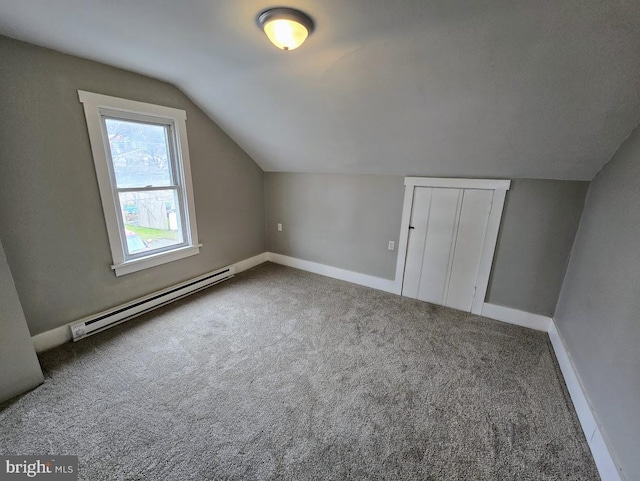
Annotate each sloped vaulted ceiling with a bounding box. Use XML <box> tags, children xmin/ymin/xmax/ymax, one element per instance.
<box><xmin>1</xmin><ymin>0</ymin><xmax>639</xmax><ymax>180</ymax></box>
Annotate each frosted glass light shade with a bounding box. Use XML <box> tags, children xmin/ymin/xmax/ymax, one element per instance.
<box><xmin>263</xmin><ymin>19</ymin><xmax>308</xmax><ymax>50</ymax></box>
<box><xmin>257</xmin><ymin>8</ymin><xmax>315</xmax><ymax>51</ymax></box>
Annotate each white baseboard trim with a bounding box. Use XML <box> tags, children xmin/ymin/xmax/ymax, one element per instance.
<box><xmin>266</xmin><ymin>252</ymin><xmax>398</xmax><ymax>294</ymax></box>
<box><xmin>32</xmin><ymin>253</ymin><xmax>271</xmax><ymax>353</ymax></box>
<box><xmin>30</xmin><ymin>251</ymin><xmax>624</xmax><ymax>480</ymax></box>
<box><xmin>477</xmin><ymin>305</ymin><xmax>623</xmax><ymax>479</ymax></box>
<box><xmin>233</xmin><ymin>252</ymin><xmax>269</xmax><ymax>274</ymax></box>
<box><xmin>548</xmin><ymin>320</ymin><xmax>624</xmax><ymax>481</ymax></box>
<box><xmin>32</xmin><ymin>324</ymin><xmax>72</xmax><ymax>353</ymax></box>
<box><xmin>30</xmin><ymin>251</ymin><xmax>624</xmax><ymax>481</ymax></box>
<box><xmin>481</xmin><ymin>303</ymin><xmax>551</xmax><ymax>332</ymax></box>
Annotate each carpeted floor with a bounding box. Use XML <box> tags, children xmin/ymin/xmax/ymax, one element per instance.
<box><xmin>1</xmin><ymin>262</ymin><xmax>599</xmax><ymax>480</ymax></box>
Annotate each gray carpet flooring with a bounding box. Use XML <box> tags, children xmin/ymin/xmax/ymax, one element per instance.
<box><xmin>1</xmin><ymin>262</ymin><xmax>599</xmax><ymax>480</ymax></box>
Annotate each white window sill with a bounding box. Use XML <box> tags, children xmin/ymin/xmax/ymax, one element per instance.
<box><xmin>111</xmin><ymin>244</ymin><xmax>202</xmax><ymax>276</ymax></box>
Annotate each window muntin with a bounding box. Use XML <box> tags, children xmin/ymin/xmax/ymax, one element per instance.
<box><xmin>79</xmin><ymin>91</ymin><xmax>200</xmax><ymax>276</ymax></box>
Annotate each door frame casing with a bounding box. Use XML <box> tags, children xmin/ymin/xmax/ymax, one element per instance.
<box><xmin>393</xmin><ymin>177</ymin><xmax>511</xmax><ymax>314</ymax></box>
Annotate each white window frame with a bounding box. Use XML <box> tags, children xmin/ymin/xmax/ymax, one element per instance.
<box><xmin>79</xmin><ymin>91</ymin><xmax>200</xmax><ymax>276</ymax></box>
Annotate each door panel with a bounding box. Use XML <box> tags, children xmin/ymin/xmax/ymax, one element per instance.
<box><xmin>417</xmin><ymin>188</ymin><xmax>461</xmax><ymax>304</ymax></box>
<box><xmin>444</xmin><ymin>189</ymin><xmax>493</xmax><ymax>311</ymax></box>
<box><xmin>401</xmin><ymin>187</ymin><xmax>432</xmax><ymax>299</ymax></box>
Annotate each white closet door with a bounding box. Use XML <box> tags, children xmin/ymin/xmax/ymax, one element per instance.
<box><xmin>417</xmin><ymin>188</ymin><xmax>461</xmax><ymax>304</ymax></box>
<box><xmin>444</xmin><ymin>189</ymin><xmax>493</xmax><ymax>311</ymax></box>
<box><xmin>397</xmin><ymin>177</ymin><xmax>509</xmax><ymax>315</ymax></box>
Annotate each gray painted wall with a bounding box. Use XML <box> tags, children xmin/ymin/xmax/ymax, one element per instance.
<box><xmin>266</xmin><ymin>173</ymin><xmax>405</xmax><ymax>279</ymax></box>
<box><xmin>555</xmin><ymin>125</ymin><xmax>640</xmax><ymax>479</ymax></box>
<box><xmin>0</xmin><ymin>36</ymin><xmax>266</xmax><ymax>336</ymax></box>
<box><xmin>486</xmin><ymin>179</ymin><xmax>588</xmax><ymax>316</ymax></box>
<box><xmin>266</xmin><ymin>173</ymin><xmax>586</xmax><ymax>316</ymax></box>
<box><xmin>0</xmin><ymin>238</ymin><xmax>44</xmax><ymax>403</ymax></box>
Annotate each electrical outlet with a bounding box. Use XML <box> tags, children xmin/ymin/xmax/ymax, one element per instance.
<box><xmin>388</xmin><ymin>241</ymin><xmax>395</xmax><ymax>251</ymax></box>
<box><xmin>277</xmin><ymin>223</ymin><xmax>283</xmax><ymax>232</ymax></box>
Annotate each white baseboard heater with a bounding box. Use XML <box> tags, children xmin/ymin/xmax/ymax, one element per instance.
<box><xmin>70</xmin><ymin>265</ymin><xmax>236</xmax><ymax>341</ymax></box>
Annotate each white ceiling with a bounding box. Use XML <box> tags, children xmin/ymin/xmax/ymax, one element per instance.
<box><xmin>1</xmin><ymin>0</ymin><xmax>639</xmax><ymax>180</ymax></box>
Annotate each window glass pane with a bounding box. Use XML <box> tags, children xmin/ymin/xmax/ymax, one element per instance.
<box><xmin>105</xmin><ymin>118</ymin><xmax>173</xmax><ymax>188</ymax></box>
<box><xmin>119</xmin><ymin>190</ymin><xmax>184</xmax><ymax>255</ymax></box>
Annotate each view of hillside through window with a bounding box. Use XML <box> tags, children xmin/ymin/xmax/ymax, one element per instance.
<box><xmin>105</xmin><ymin>118</ymin><xmax>184</xmax><ymax>255</ymax></box>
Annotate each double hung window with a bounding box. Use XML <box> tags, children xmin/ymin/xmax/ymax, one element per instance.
<box><xmin>79</xmin><ymin>91</ymin><xmax>200</xmax><ymax>276</ymax></box>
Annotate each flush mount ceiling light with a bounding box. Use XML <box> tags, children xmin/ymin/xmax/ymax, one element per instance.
<box><xmin>257</xmin><ymin>7</ymin><xmax>315</xmax><ymax>51</ymax></box>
